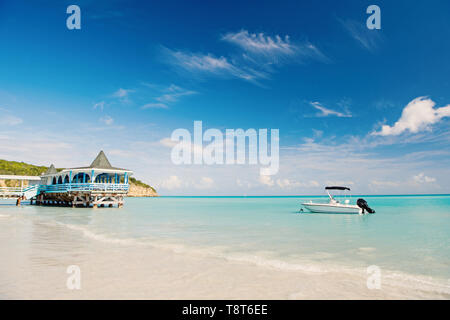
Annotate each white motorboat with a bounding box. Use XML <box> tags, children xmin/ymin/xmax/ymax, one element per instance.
<box><xmin>302</xmin><ymin>186</ymin><xmax>375</xmax><ymax>214</ymax></box>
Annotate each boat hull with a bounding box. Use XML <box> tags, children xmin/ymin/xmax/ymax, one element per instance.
<box><xmin>302</xmin><ymin>203</ymin><xmax>362</xmax><ymax>214</ymax></box>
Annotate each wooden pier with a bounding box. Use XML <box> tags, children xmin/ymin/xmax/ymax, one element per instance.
<box><xmin>34</xmin><ymin>191</ymin><xmax>125</xmax><ymax>208</ymax></box>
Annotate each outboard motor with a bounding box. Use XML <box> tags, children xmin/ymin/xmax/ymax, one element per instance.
<box><xmin>357</xmin><ymin>198</ymin><xmax>375</xmax><ymax>214</ymax></box>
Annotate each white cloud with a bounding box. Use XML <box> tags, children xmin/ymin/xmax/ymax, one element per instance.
<box><xmin>372</xmin><ymin>97</ymin><xmax>450</xmax><ymax>136</ymax></box>
<box><xmin>413</xmin><ymin>173</ymin><xmax>436</xmax><ymax>184</ymax></box>
<box><xmin>141</xmin><ymin>84</ymin><xmax>197</xmax><ymax>110</ymax></box>
<box><xmin>159</xmin><ymin>137</ymin><xmax>178</xmax><ymax>148</ymax></box>
<box><xmin>276</xmin><ymin>178</ymin><xmax>292</xmax><ymax>188</ymax></box>
<box><xmin>223</xmin><ymin>30</ymin><xmax>296</xmax><ymax>56</ymax></box>
<box><xmin>112</xmin><ymin>88</ymin><xmax>134</xmax><ymax>104</ymax></box>
<box><xmin>259</xmin><ymin>174</ymin><xmax>274</xmax><ymax>187</ymax></box>
<box><xmin>158</xmin><ymin>134</ymin><xmax>210</xmax><ymax>162</ymax></box>
<box><xmin>0</xmin><ymin>115</ymin><xmax>23</xmax><ymax>126</ymax></box>
<box><xmin>339</xmin><ymin>18</ymin><xmax>382</xmax><ymax>52</ymax></box>
<box><xmin>276</xmin><ymin>178</ymin><xmax>319</xmax><ymax>189</ymax></box>
<box><xmin>141</xmin><ymin>103</ymin><xmax>169</xmax><ymax>109</ymax></box>
<box><xmin>163</xmin><ymin>47</ymin><xmax>261</xmax><ymax>82</ymax></box>
<box><xmin>194</xmin><ymin>177</ymin><xmax>214</xmax><ymax>189</ymax></box>
<box><xmin>369</xmin><ymin>173</ymin><xmax>436</xmax><ymax>190</ymax></box>
<box><xmin>309</xmin><ymin>101</ymin><xmax>352</xmax><ymax>118</ymax></box>
<box><xmin>325</xmin><ymin>180</ymin><xmax>355</xmax><ymax>186</ymax></box>
<box><xmin>156</xmin><ymin>84</ymin><xmax>196</xmax><ymax>103</ymax></box>
<box><xmin>160</xmin><ymin>175</ymin><xmax>183</xmax><ymax>190</ymax></box>
<box><xmin>236</xmin><ymin>179</ymin><xmax>253</xmax><ymax>188</ymax></box>
<box><xmin>93</xmin><ymin>101</ymin><xmax>105</xmax><ymax>110</ymax></box>
<box><xmin>222</xmin><ymin>30</ymin><xmax>326</xmax><ymax>63</ymax></box>
<box><xmin>113</xmin><ymin>88</ymin><xmax>132</xmax><ymax>98</ymax></box>
<box><xmin>166</xmin><ymin>48</ymin><xmax>235</xmax><ymax>73</ymax></box>
<box><xmin>161</xmin><ymin>30</ymin><xmax>327</xmax><ymax>85</ymax></box>
<box><xmin>99</xmin><ymin>116</ymin><xmax>114</xmax><ymax>125</ymax></box>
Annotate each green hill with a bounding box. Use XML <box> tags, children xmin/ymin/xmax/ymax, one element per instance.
<box><xmin>0</xmin><ymin>159</ymin><xmax>56</xmax><ymax>176</ymax></box>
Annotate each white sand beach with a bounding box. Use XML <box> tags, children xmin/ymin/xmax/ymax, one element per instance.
<box><xmin>1</xmin><ymin>210</ymin><xmax>448</xmax><ymax>300</ymax></box>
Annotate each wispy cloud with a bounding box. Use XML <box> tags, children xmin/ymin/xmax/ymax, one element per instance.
<box><xmin>156</xmin><ymin>84</ymin><xmax>197</xmax><ymax>104</ymax></box>
<box><xmin>222</xmin><ymin>30</ymin><xmax>327</xmax><ymax>64</ymax></box>
<box><xmin>112</xmin><ymin>88</ymin><xmax>134</xmax><ymax>104</ymax></box>
<box><xmin>160</xmin><ymin>175</ymin><xmax>184</xmax><ymax>190</ymax></box>
<box><xmin>309</xmin><ymin>101</ymin><xmax>352</xmax><ymax>118</ymax></box>
<box><xmin>223</xmin><ymin>30</ymin><xmax>296</xmax><ymax>55</ymax></box>
<box><xmin>141</xmin><ymin>103</ymin><xmax>169</xmax><ymax>109</ymax></box>
<box><xmin>259</xmin><ymin>174</ymin><xmax>275</xmax><ymax>187</ymax></box>
<box><xmin>339</xmin><ymin>18</ymin><xmax>382</xmax><ymax>52</ymax></box>
<box><xmin>113</xmin><ymin>88</ymin><xmax>132</xmax><ymax>98</ymax></box>
<box><xmin>93</xmin><ymin>101</ymin><xmax>106</xmax><ymax>110</ymax></box>
<box><xmin>369</xmin><ymin>172</ymin><xmax>437</xmax><ymax>190</ymax></box>
<box><xmin>275</xmin><ymin>178</ymin><xmax>319</xmax><ymax>189</ymax></box>
<box><xmin>141</xmin><ymin>84</ymin><xmax>197</xmax><ymax>110</ymax></box>
<box><xmin>413</xmin><ymin>172</ymin><xmax>436</xmax><ymax>184</ymax></box>
<box><xmin>194</xmin><ymin>177</ymin><xmax>214</xmax><ymax>189</ymax></box>
<box><xmin>276</xmin><ymin>134</ymin><xmax>448</xmax><ymax>194</ymax></box>
<box><xmin>161</xmin><ymin>46</ymin><xmax>264</xmax><ymax>82</ymax></box>
<box><xmin>160</xmin><ymin>29</ymin><xmax>326</xmax><ymax>84</ymax></box>
<box><xmin>99</xmin><ymin>115</ymin><xmax>114</xmax><ymax>125</ymax></box>
<box><xmin>372</xmin><ymin>97</ymin><xmax>450</xmax><ymax>136</ymax></box>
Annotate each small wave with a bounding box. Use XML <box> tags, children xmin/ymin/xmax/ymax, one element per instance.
<box><xmin>56</xmin><ymin>222</ymin><xmax>331</xmax><ymax>274</ymax></box>
<box><xmin>220</xmin><ymin>253</ymin><xmax>329</xmax><ymax>274</ymax></box>
<box><xmin>383</xmin><ymin>272</ymin><xmax>450</xmax><ymax>296</ymax></box>
<box><xmin>61</xmin><ymin>223</ymin><xmax>144</xmax><ymax>246</ymax></box>
<box><xmin>55</xmin><ymin>221</ymin><xmax>450</xmax><ymax>297</ymax></box>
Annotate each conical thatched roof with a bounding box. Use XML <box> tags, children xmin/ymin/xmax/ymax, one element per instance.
<box><xmin>66</xmin><ymin>151</ymin><xmax>131</xmax><ymax>172</ymax></box>
<box><xmin>44</xmin><ymin>164</ymin><xmax>57</xmax><ymax>175</ymax></box>
<box><xmin>89</xmin><ymin>150</ymin><xmax>113</xmax><ymax>169</ymax></box>
<box><xmin>51</xmin><ymin>150</ymin><xmax>132</xmax><ymax>174</ymax></box>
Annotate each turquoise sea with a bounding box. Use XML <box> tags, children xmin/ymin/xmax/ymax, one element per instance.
<box><xmin>1</xmin><ymin>195</ymin><xmax>449</xmax><ymax>298</ymax></box>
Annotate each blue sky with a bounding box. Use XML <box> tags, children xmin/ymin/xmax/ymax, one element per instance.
<box><xmin>1</xmin><ymin>0</ymin><xmax>450</xmax><ymax>195</ymax></box>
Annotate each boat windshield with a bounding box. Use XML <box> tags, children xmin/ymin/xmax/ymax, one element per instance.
<box><xmin>326</xmin><ymin>188</ymin><xmax>351</xmax><ymax>204</ymax></box>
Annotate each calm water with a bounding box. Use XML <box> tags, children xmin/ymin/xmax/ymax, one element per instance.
<box><xmin>1</xmin><ymin>195</ymin><xmax>450</xmax><ymax>291</ymax></box>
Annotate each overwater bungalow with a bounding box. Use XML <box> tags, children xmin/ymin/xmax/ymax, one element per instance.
<box><xmin>35</xmin><ymin>151</ymin><xmax>133</xmax><ymax>208</ymax></box>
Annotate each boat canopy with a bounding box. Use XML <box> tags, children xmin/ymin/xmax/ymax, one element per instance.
<box><xmin>325</xmin><ymin>186</ymin><xmax>351</xmax><ymax>191</ymax></box>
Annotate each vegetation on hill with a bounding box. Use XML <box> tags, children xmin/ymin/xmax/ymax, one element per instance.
<box><xmin>129</xmin><ymin>177</ymin><xmax>157</xmax><ymax>193</ymax></box>
<box><xmin>0</xmin><ymin>159</ymin><xmax>157</xmax><ymax>195</ymax></box>
<box><xmin>0</xmin><ymin>159</ymin><xmax>53</xmax><ymax>176</ymax></box>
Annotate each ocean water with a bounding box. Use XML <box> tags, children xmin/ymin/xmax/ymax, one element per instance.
<box><xmin>1</xmin><ymin>195</ymin><xmax>449</xmax><ymax>298</ymax></box>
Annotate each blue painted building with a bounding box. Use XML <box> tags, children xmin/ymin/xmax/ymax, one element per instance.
<box><xmin>35</xmin><ymin>151</ymin><xmax>133</xmax><ymax>208</ymax></box>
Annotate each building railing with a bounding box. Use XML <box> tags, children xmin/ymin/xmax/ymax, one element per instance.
<box><xmin>1</xmin><ymin>183</ymin><xmax>129</xmax><ymax>198</ymax></box>
<box><xmin>0</xmin><ymin>186</ymin><xmax>25</xmax><ymax>194</ymax></box>
<box><xmin>0</xmin><ymin>185</ymin><xmax>39</xmax><ymax>199</ymax></box>
<box><xmin>40</xmin><ymin>183</ymin><xmax>129</xmax><ymax>193</ymax></box>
